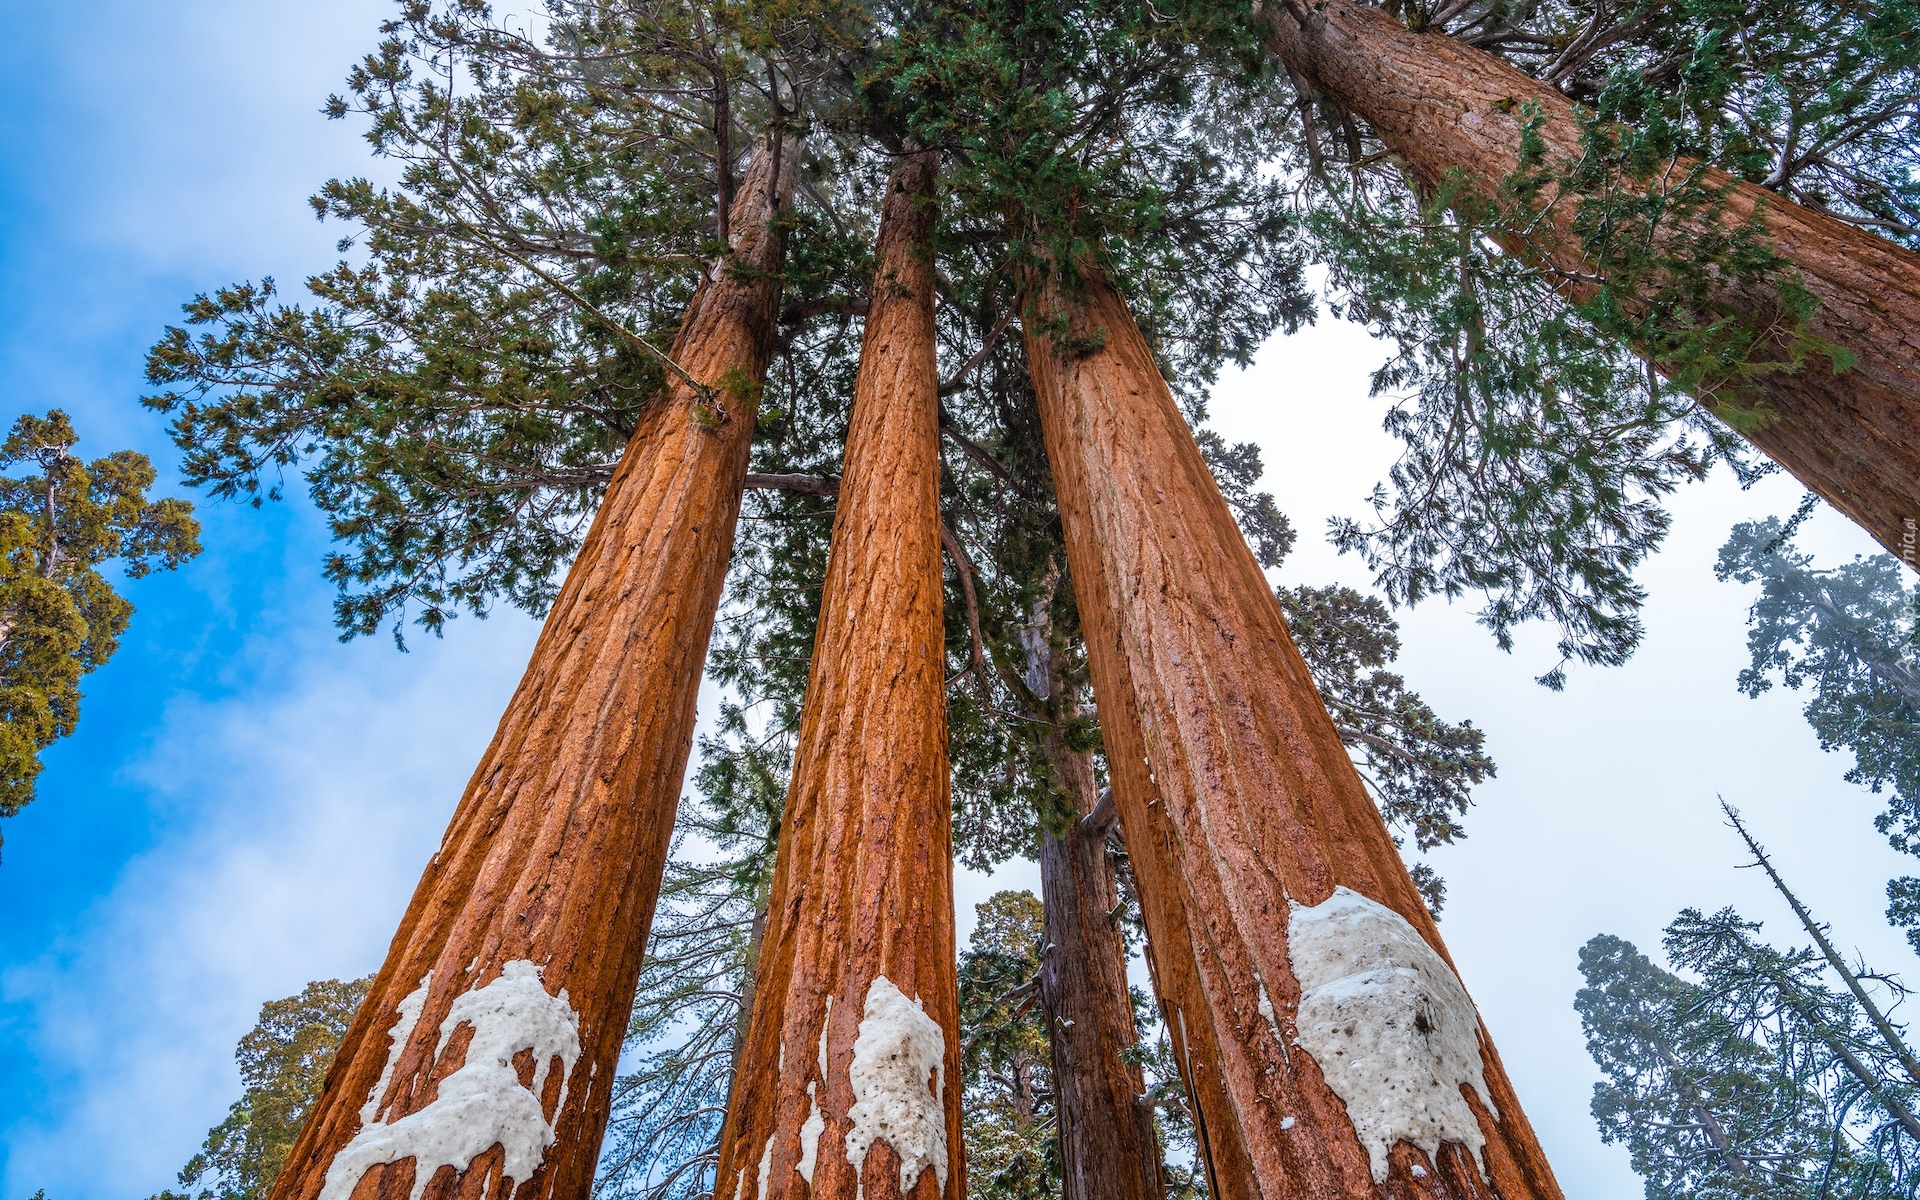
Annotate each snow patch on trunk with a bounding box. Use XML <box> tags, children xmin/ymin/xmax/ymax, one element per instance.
<box><xmin>798</xmin><ymin>1083</ymin><xmax>826</xmax><ymax>1185</ymax></box>
<box><xmin>1287</xmin><ymin>887</ymin><xmax>1495</xmax><ymax>1182</ymax></box>
<box><xmin>844</xmin><ymin>976</ymin><xmax>947</xmax><ymax>1198</ymax></box>
<box><xmin>319</xmin><ymin>960</ymin><xmax>583</xmax><ymax>1200</ymax></box>
<box><xmin>360</xmin><ymin>973</ymin><xmax>431</xmax><ymax>1125</ymax></box>
<box><xmin>817</xmin><ymin>995</ymin><xmax>834</xmax><ymax>1077</ymax></box>
<box><xmin>798</xmin><ymin>999</ymin><xmax>832</xmax><ymax>1185</ymax></box>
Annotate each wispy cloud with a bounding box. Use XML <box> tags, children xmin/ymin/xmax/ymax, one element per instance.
<box><xmin>1</xmin><ymin>617</ymin><xmax>538</xmax><ymax>1198</ymax></box>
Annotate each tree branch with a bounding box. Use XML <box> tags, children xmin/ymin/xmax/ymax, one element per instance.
<box><xmin>942</xmin><ymin>522</ymin><xmax>995</xmax><ymax>706</ymax></box>
<box><xmin>940</xmin><ymin>408</ymin><xmax>1025</xmax><ymax>491</ymax></box>
<box><xmin>938</xmin><ymin>307</ymin><xmax>1016</xmax><ymax>396</ymax></box>
<box><xmin>745</xmin><ymin>472</ymin><xmax>840</xmax><ymax>497</ymax></box>
<box><xmin>1725</xmin><ymin>799</ymin><xmax>1920</xmax><ymax>1087</ymax></box>
<box><xmin>1079</xmin><ymin>787</ymin><xmax>1118</xmax><ymax>839</ymax></box>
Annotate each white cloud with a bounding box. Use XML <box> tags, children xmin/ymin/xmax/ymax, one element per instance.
<box><xmin>1</xmin><ymin>615</ymin><xmax>539</xmax><ymax>1197</ymax></box>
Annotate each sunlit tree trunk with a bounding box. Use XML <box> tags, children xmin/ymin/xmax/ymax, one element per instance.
<box><xmin>1037</xmin><ymin>737</ymin><xmax>1168</xmax><ymax>1200</ymax></box>
<box><xmin>1256</xmin><ymin>0</ymin><xmax>1920</xmax><ymax>562</ymax></box>
<box><xmin>268</xmin><ymin>130</ymin><xmax>803</xmax><ymax>1200</ymax></box>
<box><xmin>710</xmin><ymin>148</ymin><xmax>962</xmax><ymax>1200</ymax></box>
<box><xmin>1022</xmin><ymin>259</ymin><xmax>1566</xmax><ymax>1200</ymax></box>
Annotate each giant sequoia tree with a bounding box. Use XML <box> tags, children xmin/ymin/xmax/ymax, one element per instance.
<box><xmin>139</xmin><ymin>0</ymin><xmax>1920</xmax><ymax>1197</ymax></box>
<box><xmin>164</xmin><ymin>8</ymin><xmax>848</xmax><ymax>1197</ymax></box>
<box><xmin>1244</xmin><ymin>0</ymin><xmax>1920</xmax><ymax>681</ymax></box>
<box><xmin>1259</xmin><ymin>0</ymin><xmax>1920</xmax><ymax>569</ymax></box>
<box><xmin>707</xmin><ymin>148</ymin><xmax>963</xmax><ymax>1200</ymax></box>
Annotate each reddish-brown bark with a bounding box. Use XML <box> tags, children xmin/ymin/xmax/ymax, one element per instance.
<box><xmin>710</xmin><ymin>148</ymin><xmax>962</xmax><ymax>1200</ymax></box>
<box><xmin>1037</xmin><ymin>741</ymin><xmax>1167</xmax><ymax>1200</ymax></box>
<box><xmin>1023</xmin><ymin>262</ymin><xmax>1565</xmax><ymax>1200</ymax></box>
<box><xmin>1257</xmin><ymin>0</ymin><xmax>1920</xmax><ymax>561</ymax></box>
<box><xmin>1018</xmin><ymin>598</ymin><xmax>1167</xmax><ymax>1200</ymax></box>
<box><xmin>268</xmin><ymin>132</ymin><xmax>802</xmax><ymax>1200</ymax></box>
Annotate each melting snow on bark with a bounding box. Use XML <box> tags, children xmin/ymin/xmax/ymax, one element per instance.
<box><xmin>798</xmin><ymin>1086</ymin><xmax>826</xmax><ymax>1185</ymax></box>
<box><xmin>798</xmin><ymin>998</ymin><xmax>832</xmax><ymax>1185</ymax></box>
<box><xmin>844</xmin><ymin>976</ymin><xmax>947</xmax><ymax>1198</ymax></box>
<box><xmin>1287</xmin><ymin>887</ymin><xmax>1495</xmax><ymax>1182</ymax></box>
<box><xmin>319</xmin><ymin>960</ymin><xmax>583</xmax><ymax>1200</ymax></box>
<box><xmin>360</xmin><ymin>973</ymin><xmax>431</xmax><ymax>1126</ymax></box>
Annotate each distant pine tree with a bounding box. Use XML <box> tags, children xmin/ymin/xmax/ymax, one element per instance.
<box><xmin>596</xmin><ymin>852</ymin><xmax>760</xmax><ymax>1200</ymax></box>
<box><xmin>161</xmin><ymin>977</ymin><xmax>370</xmax><ymax>1200</ymax></box>
<box><xmin>0</xmin><ymin>410</ymin><xmax>199</xmax><ymax>845</ymax></box>
<box><xmin>1716</xmin><ymin>510</ymin><xmax>1920</xmax><ymax>949</ymax></box>
<box><xmin>1577</xmin><ymin>807</ymin><xmax>1920</xmax><ymax>1198</ymax></box>
<box><xmin>958</xmin><ymin>891</ymin><xmax>1057</xmax><ymax>1200</ymax></box>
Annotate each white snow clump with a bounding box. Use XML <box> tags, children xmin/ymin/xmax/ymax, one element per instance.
<box><xmin>1287</xmin><ymin>887</ymin><xmax>1496</xmax><ymax>1183</ymax></box>
<box><xmin>359</xmin><ymin>973</ymin><xmax>432</xmax><ymax>1127</ymax></box>
<box><xmin>318</xmin><ymin>959</ymin><xmax>583</xmax><ymax>1200</ymax></box>
<box><xmin>798</xmin><ymin>999</ymin><xmax>832</xmax><ymax>1185</ymax></box>
<box><xmin>844</xmin><ymin>975</ymin><xmax>948</xmax><ymax>1197</ymax></box>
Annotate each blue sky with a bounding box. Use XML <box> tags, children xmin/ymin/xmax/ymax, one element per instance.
<box><xmin>0</xmin><ymin>2</ymin><xmax>1910</xmax><ymax>1198</ymax></box>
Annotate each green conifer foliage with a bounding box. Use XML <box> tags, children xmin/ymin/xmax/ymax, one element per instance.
<box><xmin>1578</xmin><ymin>910</ymin><xmax>1920</xmax><ymax>1198</ymax></box>
<box><xmin>166</xmin><ymin>978</ymin><xmax>372</xmax><ymax>1200</ymax></box>
<box><xmin>0</xmin><ymin>411</ymin><xmax>200</xmax><ymax>839</ymax></box>
<box><xmin>1312</xmin><ymin>174</ymin><xmax>1744</xmax><ymax>681</ymax></box>
<box><xmin>958</xmin><ymin>891</ymin><xmax>1058</xmax><ymax>1200</ymax></box>
<box><xmin>142</xmin><ymin>0</ymin><xmax>858</xmax><ymax>643</ymax></box>
<box><xmin>1439</xmin><ymin>0</ymin><xmax>1920</xmax><ymax>246</ymax></box>
<box><xmin>1576</xmin><ymin>931</ymin><xmax>1832</xmax><ymax>1196</ymax></box>
<box><xmin>1278</xmin><ymin>583</ymin><xmax>1495</xmax><ymax>910</ymax></box>
<box><xmin>1716</xmin><ymin>512</ymin><xmax>1920</xmax><ymax>950</ymax></box>
<box><xmin>1282</xmin><ymin>0</ymin><xmax>1917</xmax><ymax>678</ymax></box>
<box><xmin>953</xmin><ymin>891</ymin><xmax>1206</xmax><ymax>1200</ymax></box>
<box><xmin>599</xmin><ymin>850</ymin><xmax>761</xmax><ymax>1200</ymax></box>
<box><xmin>1577</xmin><ymin>812</ymin><xmax>1920</xmax><ymax>1198</ymax></box>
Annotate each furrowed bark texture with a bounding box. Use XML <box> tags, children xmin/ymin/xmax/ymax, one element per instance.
<box><xmin>1038</xmin><ymin>739</ymin><xmax>1167</xmax><ymax>1200</ymax></box>
<box><xmin>711</xmin><ymin>149</ymin><xmax>962</xmax><ymax>1200</ymax></box>
<box><xmin>269</xmin><ymin>132</ymin><xmax>801</xmax><ymax>1200</ymax></box>
<box><xmin>1023</xmin><ymin>263</ymin><xmax>1564</xmax><ymax>1200</ymax></box>
<box><xmin>1257</xmin><ymin>0</ymin><xmax>1920</xmax><ymax>561</ymax></box>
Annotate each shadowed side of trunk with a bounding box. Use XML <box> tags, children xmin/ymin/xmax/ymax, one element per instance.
<box><xmin>1258</xmin><ymin>0</ymin><xmax>1920</xmax><ymax>561</ymax></box>
<box><xmin>269</xmin><ymin>130</ymin><xmax>803</xmax><ymax>1200</ymax></box>
<box><xmin>710</xmin><ymin>148</ymin><xmax>963</xmax><ymax>1200</ymax></box>
<box><xmin>1022</xmin><ymin>258</ymin><xmax>1566</xmax><ymax>1200</ymax></box>
<box><xmin>1037</xmin><ymin>736</ymin><xmax>1167</xmax><ymax>1200</ymax></box>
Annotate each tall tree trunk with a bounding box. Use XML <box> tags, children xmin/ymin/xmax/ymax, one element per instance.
<box><xmin>269</xmin><ymin>130</ymin><xmax>802</xmax><ymax>1200</ymax></box>
<box><xmin>710</xmin><ymin>148</ymin><xmax>962</xmax><ymax>1200</ymax></box>
<box><xmin>1037</xmin><ymin>739</ymin><xmax>1167</xmax><ymax>1200</ymax></box>
<box><xmin>1022</xmin><ymin>260</ymin><xmax>1565</xmax><ymax>1200</ymax></box>
<box><xmin>1020</xmin><ymin>586</ymin><xmax>1167</xmax><ymax>1200</ymax></box>
<box><xmin>1256</xmin><ymin>0</ymin><xmax>1920</xmax><ymax>562</ymax></box>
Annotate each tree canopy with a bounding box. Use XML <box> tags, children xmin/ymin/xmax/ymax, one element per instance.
<box><xmin>1717</xmin><ymin>512</ymin><xmax>1920</xmax><ymax>953</ymax></box>
<box><xmin>159</xmin><ymin>977</ymin><xmax>372</xmax><ymax>1200</ymax></box>
<box><xmin>0</xmin><ymin>410</ymin><xmax>200</xmax><ymax>842</ymax></box>
<box><xmin>121</xmin><ymin>0</ymin><xmax>1920</xmax><ymax>1197</ymax></box>
<box><xmin>1578</xmin><ymin>819</ymin><xmax>1920</xmax><ymax>1198</ymax></box>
